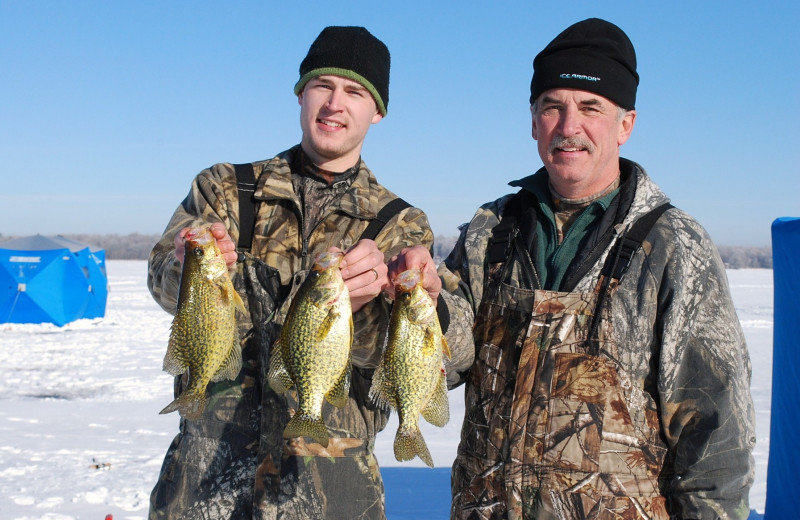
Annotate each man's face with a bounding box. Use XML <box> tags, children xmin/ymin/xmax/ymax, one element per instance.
<box><xmin>532</xmin><ymin>88</ymin><xmax>635</xmax><ymax>199</ymax></box>
<box><xmin>298</xmin><ymin>75</ymin><xmax>383</xmax><ymax>171</ymax></box>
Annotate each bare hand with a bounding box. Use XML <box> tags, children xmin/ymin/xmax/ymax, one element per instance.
<box><xmin>174</xmin><ymin>222</ymin><xmax>238</xmax><ymax>269</ymax></box>
<box><xmin>336</xmin><ymin>239</ymin><xmax>388</xmax><ymax>313</ymax></box>
<box><xmin>173</xmin><ymin>227</ymin><xmax>191</xmax><ymax>264</ymax></box>
<box><xmin>386</xmin><ymin>245</ymin><xmax>441</xmax><ymax>304</ymax></box>
<box><xmin>208</xmin><ymin>222</ymin><xmax>238</xmax><ymax>268</ymax></box>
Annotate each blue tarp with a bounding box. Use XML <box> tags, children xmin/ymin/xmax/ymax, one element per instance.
<box><xmin>0</xmin><ymin>235</ymin><xmax>107</xmax><ymax>326</ymax></box>
<box><xmin>381</xmin><ymin>467</ymin><xmax>764</xmax><ymax>519</ymax></box>
<box><xmin>764</xmin><ymin>217</ymin><xmax>800</xmax><ymax>519</ymax></box>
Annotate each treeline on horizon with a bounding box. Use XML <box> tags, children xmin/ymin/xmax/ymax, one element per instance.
<box><xmin>0</xmin><ymin>233</ymin><xmax>773</xmax><ymax>269</ymax></box>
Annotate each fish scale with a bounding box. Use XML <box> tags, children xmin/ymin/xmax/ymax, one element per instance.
<box><xmin>160</xmin><ymin>226</ymin><xmax>247</xmax><ymax>420</ymax></box>
<box><xmin>267</xmin><ymin>251</ymin><xmax>353</xmax><ymax>448</ymax></box>
<box><xmin>369</xmin><ymin>268</ymin><xmax>450</xmax><ymax>467</ymax></box>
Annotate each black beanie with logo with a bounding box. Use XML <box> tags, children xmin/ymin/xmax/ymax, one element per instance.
<box><xmin>294</xmin><ymin>26</ymin><xmax>391</xmax><ymax>116</ymax></box>
<box><xmin>530</xmin><ymin>18</ymin><xmax>639</xmax><ymax>110</ymax></box>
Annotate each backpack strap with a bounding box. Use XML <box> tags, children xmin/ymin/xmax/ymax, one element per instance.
<box><xmin>486</xmin><ymin>214</ymin><xmax>518</xmax><ymax>265</ymax></box>
<box><xmin>585</xmin><ymin>202</ymin><xmax>673</xmax><ymax>354</ymax></box>
<box><xmin>234</xmin><ymin>161</ymin><xmax>411</xmax><ymax>254</ymax></box>
<box><xmin>233</xmin><ymin>163</ymin><xmax>258</xmax><ymax>253</ymax></box>
<box><xmin>358</xmin><ymin>198</ymin><xmax>412</xmax><ymax>241</ymax></box>
<box><xmin>486</xmin><ymin>191</ymin><xmax>529</xmax><ymax>264</ymax></box>
<box><xmin>356</xmin><ymin>196</ymin><xmax>449</xmax><ymax>331</ymax></box>
<box><xmin>483</xmin><ymin>191</ymin><xmax>543</xmax><ymax>290</ymax></box>
<box><xmin>600</xmin><ymin>202</ymin><xmax>673</xmax><ymax>281</ymax></box>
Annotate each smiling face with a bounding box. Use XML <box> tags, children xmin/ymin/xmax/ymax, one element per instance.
<box><xmin>532</xmin><ymin>88</ymin><xmax>636</xmax><ymax>199</ymax></box>
<box><xmin>298</xmin><ymin>74</ymin><xmax>383</xmax><ymax>172</ymax></box>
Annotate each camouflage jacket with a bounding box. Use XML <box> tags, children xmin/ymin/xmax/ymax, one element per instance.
<box><xmin>147</xmin><ymin>145</ymin><xmax>474</xmax><ymax>519</ymax></box>
<box><xmin>442</xmin><ymin>159</ymin><xmax>755</xmax><ymax>519</ymax></box>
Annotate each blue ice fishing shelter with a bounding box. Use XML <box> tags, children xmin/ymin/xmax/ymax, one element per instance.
<box><xmin>765</xmin><ymin>217</ymin><xmax>800</xmax><ymax>519</ymax></box>
<box><xmin>0</xmin><ymin>235</ymin><xmax>108</xmax><ymax>326</ymax></box>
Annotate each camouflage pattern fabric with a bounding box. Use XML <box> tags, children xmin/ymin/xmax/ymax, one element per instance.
<box><xmin>443</xmin><ymin>160</ymin><xmax>755</xmax><ymax>519</ymax></box>
<box><xmin>147</xmin><ymin>145</ymin><xmax>475</xmax><ymax>519</ymax></box>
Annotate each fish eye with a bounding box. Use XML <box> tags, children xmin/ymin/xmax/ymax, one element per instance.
<box><xmin>402</xmin><ymin>292</ymin><xmax>411</xmax><ymax>300</ymax></box>
<box><xmin>193</xmin><ymin>247</ymin><xmax>204</xmax><ymax>257</ymax></box>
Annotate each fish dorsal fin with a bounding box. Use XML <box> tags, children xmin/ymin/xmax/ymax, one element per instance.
<box><xmin>212</xmin><ymin>340</ymin><xmax>242</xmax><ymax>382</ymax></box>
<box><xmin>421</xmin><ymin>370</ymin><xmax>449</xmax><ymax>427</ymax></box>
<box><xmin>162</xmin><ymin>336</ymin><xmax>189</xmax><ymax>376</ymax></box>
<box><xmin>326</xmin><ymin>353</ymin><xmax>352</xmax><ymax>408</ymax></box>
<box><xmin>367</xmin><ymin>361</ymin><xmax>395</xmax><ymax>411</ymax></box>
<box><xmin>266</xmin><ymin>340</ymin><xmax>294</xmax><ymax>393</ymax></box>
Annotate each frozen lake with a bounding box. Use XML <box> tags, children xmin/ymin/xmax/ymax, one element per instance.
<box><xmin>0</xmin><ymin>261</ymin><xmax>772</xmax><ymax>519</ymax></box>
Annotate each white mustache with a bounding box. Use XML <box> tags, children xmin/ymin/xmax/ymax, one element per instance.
<box><xmin>550</xmin><ymin>136</ymin><xmax>594</xmax><ymax>154</ymax></box>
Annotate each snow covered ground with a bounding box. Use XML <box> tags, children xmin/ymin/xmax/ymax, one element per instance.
<box><xmin>0</xmin><ymin>261</ymin><xmax>772</xmax><ymax>519</ymax></box>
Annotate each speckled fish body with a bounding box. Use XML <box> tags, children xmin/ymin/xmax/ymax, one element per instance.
<box><xmin>370</xmin><ymin>268</ymin><xmax>450</xmax><ymax>467</ymax></box>
<box><xmin>160</xmin><ymin>226</ymin><xmax>247</xmax><ymax>420</ymax></box>
<box><xmin>267</xmin><ymin>251</ymin><xmax>353</xmax><ymax>447</ymax></box>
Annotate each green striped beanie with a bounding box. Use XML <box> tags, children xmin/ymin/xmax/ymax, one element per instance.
<box><xmin>294</xmin><ymin>26</ymin><xmax>390</xmax><ymax>116</ymax></box>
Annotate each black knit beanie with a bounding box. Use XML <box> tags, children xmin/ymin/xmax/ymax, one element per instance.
<box><xmin>294</xmin><ymin>26</ymin><xmax>390</xmax><ymax>116</ymax></box>
<box><xmin>530</xmin><ymin>18</ymin><xmax>638</xmax><ymax>110</ymax></box>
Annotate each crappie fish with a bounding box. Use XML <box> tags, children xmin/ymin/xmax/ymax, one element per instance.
<box><xmin>160</xmin><ymin>226</ymin><xmax>247</xmax><ymax>420</ymax></box>
<box><xmin>267</xmin><ymin>251</ymin><xmax>353</xmax><ymax>447</ymax></box>
<box><xmin>369</xmin><ymin>268</ymin><xmax>451</xmax><ymax>467</ymax></box>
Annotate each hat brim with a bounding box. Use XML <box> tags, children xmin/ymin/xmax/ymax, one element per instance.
<box><xmin>293</xmin><ymin>67</ymin><xmax>387</xmax><ymax>116</ymax></box>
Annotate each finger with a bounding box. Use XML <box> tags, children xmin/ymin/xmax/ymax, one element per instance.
<box><xmin>386</xmin><ymin>254</ymin><xmax>408</xmax><ymax>280</ymax></box>
<box><xmin>205</xmin><ymin>225</ymin><xmax>237</xmax><ymax>268</ymax></box>
<box><xmin>382</xmin><ymin>282</ymin><xmax>397</xmax><ymax>301</ymax></box>
<box><xmin>407</xmin><ymin>246</ymin><xmax>434</xmax><ymax>271</ymax></box>
<box><xmin>174</xmin><ymin>227</ymin><xmax>192</xmax><ymax>264</ymax></box>
<box><xmin>340</xmin><ymin>239</ymin><xmax>377</xmax><ymax>269</ymax></box>
<box><xmin>388</xmin><ymin>245</ymin><xmax>433</xmax><ymax>279</ymax></box>
<box><xmin>208</xmin><ymin>222</ymin><xmax>228</xmax><ymax>240</ymax></box>
<box><xmin>341</xmin><ymin>250</ymin><xmax>385</xmax><ymax>282</ymax></box>
<box><xmin>362</xmin><ymin>261</ymin><xmax>388</xmax><ymax>288</ymax></box>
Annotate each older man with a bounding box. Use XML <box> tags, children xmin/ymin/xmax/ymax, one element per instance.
<box><xmin>438</xmin><ymin>18</ymin><xmax>755</xmax><ymax>520</ymax></box>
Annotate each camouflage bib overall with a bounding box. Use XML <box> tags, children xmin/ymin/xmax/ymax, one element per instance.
<box><xmin>148</xmin><ymin>257</ymin><xmax>275</xmax><ymax>520</ymax></box>
<box><xmin>239</xmin><ymin>167</ymin><xmax>399</xmax><ymax>519</ymax></box>
<box><xmin>453</xmin><ymin>225</ymin><xmax>670</xmax><ymax>519</ymax></box>
<box><xmin>148</xmin><ymin>159</ymin><xmax>412</xmax><ymax>519</ymax></box>
<box><xmin>247</xmin><ymin>258</ymin><xmax>386</xmax><ymax>520</ymax></box>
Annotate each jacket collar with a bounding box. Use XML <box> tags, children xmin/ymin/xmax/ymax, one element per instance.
<box><xmin>509</xmin><ymin>157</ymin><xmax>671</xmax><ymax>230</ymax></box>
<box><xmin>617</xmin><ymin>158</ymin><xmax>671</xmax><ymax>230</ymax></box>
<box><xmin>253</xmin><ymin>145</ymin><xmax>379</xmax><ymax>220</ymax></box>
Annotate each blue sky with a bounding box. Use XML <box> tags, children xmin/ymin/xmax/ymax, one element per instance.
<box><xmin>1</xmin><ymin>1</ymin><xmax>797</xmax><ymax>247</ymax></box>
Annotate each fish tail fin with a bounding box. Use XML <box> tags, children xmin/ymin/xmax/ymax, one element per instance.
<box><xmin>159</xmin><ymin>391</ymin><xmax>206</xmax><ymax>421</ymax></box>
<box><xmin>394</xmin><ymin>425</ymin><xmax>434</xmax><ymax>468</ymax></box>
<box><xmin>283</xmin><ymin>412</ymin><xmax>330</xmax><ymax>448</ymax></box>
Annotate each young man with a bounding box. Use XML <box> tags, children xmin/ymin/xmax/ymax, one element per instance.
<box><xmin>434</xmin><ymin>18</ymin><xmax>754</xmax><ymax>520</ymax></box>
<box><xmin>147</xmin><ymin>26</ymin><xmax>472</xmax><ymax>520</ymax></box>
